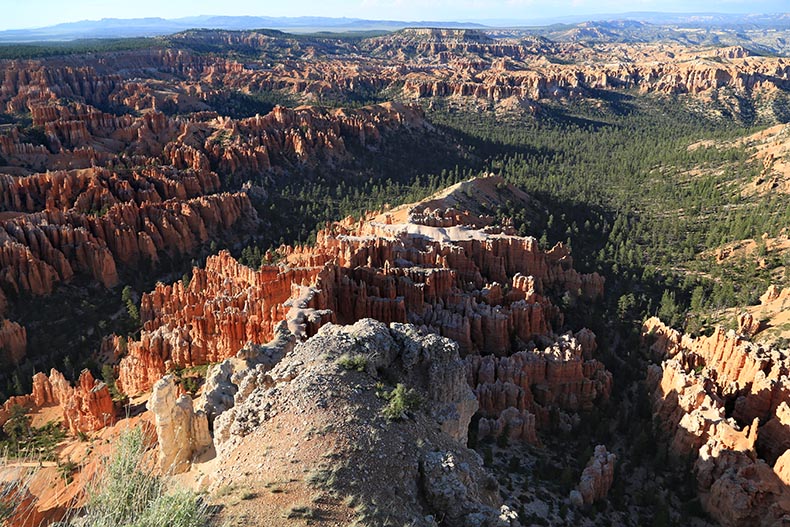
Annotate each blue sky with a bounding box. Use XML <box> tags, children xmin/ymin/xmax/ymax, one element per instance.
<box><xmin>2</xmin><ymin>0</ymin><xmax>788</xmax><ymax>30</ymax></box>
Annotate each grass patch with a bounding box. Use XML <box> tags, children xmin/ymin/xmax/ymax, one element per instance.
<box><xmin>306</xmin><ymin>466</ymin><xmax>337</xmax><ymax>489</ymax></box>
<box><xmin>81</xmin><ymin>426</ymin><xmax>209</xmax><ymax>527</ymax></box>
<box><xmin>1</xmin><ymin>413</ymin><xmax>66</xmax><ymax>461</ymax></box>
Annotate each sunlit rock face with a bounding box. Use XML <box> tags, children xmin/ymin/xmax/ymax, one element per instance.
<box><xmin>644</xmin><ymin>316</ymin><xmax>790</xmax><ymax>526</ymax></box>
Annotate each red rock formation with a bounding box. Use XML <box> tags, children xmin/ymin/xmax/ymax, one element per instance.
<box><xmin>0</xmin><ymin>372</ymin><xmax>54</xmax><ymax>428</ymax></box>
<box><xmin>0</xmin><ymin>166</ymin><xmax>221</xmax><ymax>215</ymax></box>
<box><xmin>200</xmin><ymin>103</ymin><xmax>426</xmax><ymax>181</ymax></box>
<box><xmin>119</xmin><ymin>216</ymin><xmax>601</xmax><ymax>392</ymax></box>
<box><xmin>50</xmin><ymin>369</ymin><xmax>116</xmax><ymax>435</ymax></box>
<box><xmin>117</xmin><ymin>251</ymin><xmax>321</xmax><ymax>395</ymax></box>
<box><xmin>696</xmin><ymin>440</ymin><xmax>790</xmax><ymax>527</ymax></box>
<box><xmin>0</xmin><ymin>85</ymin><xmax>423</xmax><ymax>315</ymax></box>
<box><xmin>477</xmin><ymin>407</ymin><xmax>538</xmax><ymax>444</ymax></box>
<box><xmin>0</xmin><ymin>369</ymin><xmax>114</xmax><ymax>435</ymax></box>
<box><xmin>0</xmin><ymin>191</ymin><xmax>256</xmax><ymax>298</ymax></box>
<box><xmin>31</xmin><ymin>372</ymin><xmax>56</xmax><ymax>406</ymax></box>
<box><xmin>117</xmin><ymin>177</ymin><xmax>610</xmax><ymax>453</ymax></box>
<box><xmin>0</xmin><ymin>35</ymin><xmax>786</xmax><ymax>144</ymax></box>
<box><xmin>467</xmin><ymin>331</ymin><xmax>612</xmax><ymax>441</ymax></box>
<box><xmin>760</xmin><ymin>284</ymin><xmax>785</xmax><ymax>304</ymax></box>
<box><xmin>0</xmin><ymin>473</ymin><xmax>55</xmax><ymax>527</ymax></box>
<box><xmin>737</xmin><ymin>312</ymin><xmax>762</xmax><ymax>337</ymax></box>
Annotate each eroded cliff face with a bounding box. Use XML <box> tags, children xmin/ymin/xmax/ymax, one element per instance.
<box><xmin>0</xmin><ymin>36</ymin><xmax>785</xmax><ymax>158</ymax></box>
<box><xmin>0</xmin><ymin>100</ymin><xmax>423</xmax><ymax>302</ymax></box>
<box><xmin>468</xmin><ymin>332</ymin><xmax>611</xmax><ymax>446</ymax></box>
<box><xmin>0</xmin><ymin>191</ymin><xmax>257</xmax><ymax>297</ymax></box>
<box><xmin>643</xmin><ymin>316</ymin><xmax>790</xmax><ymax>526</ymax></box>
<box><xmin>0</xmin><ymin>85</ymin><xmax>424</xmax><ymax>382</ymax></box>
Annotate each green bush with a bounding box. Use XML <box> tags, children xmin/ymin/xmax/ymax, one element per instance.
<box><xmin>379</xmin><ymin>383</ymin><xmax>421</xmax><ymax>421</ymax></box>
<box><xmin>337</xmin><ymin>354</ymin><xmax>368</xmax><ymax>372</ymax></box>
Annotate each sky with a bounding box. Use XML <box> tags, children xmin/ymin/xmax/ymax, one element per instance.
<box><xmin>1</xmin><ymin>0</ymin><xmax>788</xmax><ymax>30</ymax></box>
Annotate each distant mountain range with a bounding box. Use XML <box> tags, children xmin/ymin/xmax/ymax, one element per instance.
<box><xmin>485</xmin><ymin>11</ymin><xmax>790</xmax><ymax>28</ymax></box>
<box><xmin>0</xmin><ymin>12</ymin><xmax>788</xmax><ymax>43</ymax></box>
<box><xmin>0</xmin><ymin>16</ymin><xmax>486</xmax><ymax>42</ymax></box>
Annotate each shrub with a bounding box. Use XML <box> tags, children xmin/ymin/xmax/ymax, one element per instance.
<box><xmin>337</xmin><ymin>354</ymin><xmax>368</xmax><ymax>372</ymax></box>
<box><xmin>379</xmin><ymin>383</ymin><xmax>421</xmax><ymax>421</ymax></box>
<box><xmin>101</xmin><ymin>365</ymin><xmax>127</xmax><ymax>403</ymax></box>
<box><xmin>181</xmin><ymin>376</ymin><xmax>202</xmax><ymax>394</ymax></box>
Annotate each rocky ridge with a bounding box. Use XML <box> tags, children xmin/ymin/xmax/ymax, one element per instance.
<box><xmin>207</xmin><ymin>318</ymin><xmax>512</xmax><ymax>527</ymax></box>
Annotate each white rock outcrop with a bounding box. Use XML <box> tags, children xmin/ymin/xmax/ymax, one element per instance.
<box><xmin>148</xmin><ymin>374</ymin><xmax>212</xmax><ymax>474</ymax></box>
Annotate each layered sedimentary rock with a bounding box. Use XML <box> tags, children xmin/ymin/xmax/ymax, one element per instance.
<box><xmin>201</xmin><ymin>103</ymin><xmax>427</xmax><ymax>181</ymax></box>
<box><xmin>761</xmin><ymin>284</ymin><xmax>790</xmax><ymax>305</ymax></box>
<box><xmin>116</xmin><ymin>251</ymin><xmax>327</xmax><ymax>395</ymax></box>
<box><xmin>0</xmin><ymin>75</ymin><xmax>423</xmax><ymax>318</ymax></box>
<box><xmin>0</xmin><ymin>33</ymin><xmax>785</xmax><ymax>169</ymax></box>
<box><xmin>468</xmin><ymin>331</ymin><xmax>612</xmax><ymax>445</ymax></box>
<box><xmin>50</xmin><ymin>369</ymin><xmax>116</xmax><ymax>435</ymax></box>
<box><xmin>643</xmin><ymin>316</ymin><xmax>790</xmax><ymax>526</ymax></box>
<box><xmin>0</xmin><ymin>190</ymin><xmax>257</xmax><ymax>298</ymax></box>
<box><xmin>477</xmin><ymin>407</ymin><xmax>538</xmax><ymax>444</ymax></box>
<box><xmin>0</xmin><ymin>167</ymin><xmax>220</xmax><ymax>215</ymax></box>
<box><xmin>116</xmin><ymin>175</ymin><xmax>608</xmax><ymax>458</ymax></box>
<box><xmin>695</xmin><ymin>440</ymin><xmax>790</xmax><ymax>527</ymax></box>
<box><xmin>147</xmin><ymin>374</ymin><xmax>212</xmax><ymax>474</ymax></box>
